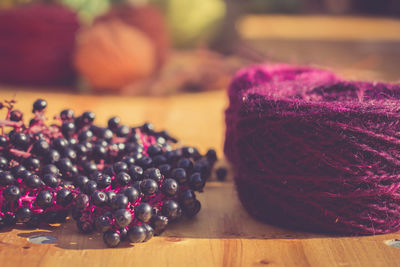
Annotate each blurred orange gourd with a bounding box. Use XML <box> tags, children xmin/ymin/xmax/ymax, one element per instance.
<box><xmin>74</xmin><ymin>19</ymin><xmax>156</xmax><ymax>91</ymax></box>
<box><xmin>96</xmin><ymin>5</ymin><xmax>170</xmax><ymax>68</ymax></box>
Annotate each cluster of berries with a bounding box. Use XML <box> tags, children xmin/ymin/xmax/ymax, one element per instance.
<box><xmin>0</xmin><ymin>99</ymin><xmax>217</xmax><ymax>247</ymax></box>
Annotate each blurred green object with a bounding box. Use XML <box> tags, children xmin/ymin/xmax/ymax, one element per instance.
<box><xmin>60</xmin><ymin>0</ymin><xmax>110</xmax><ymax>23</ymax></box>
<box><xmin>151</xmin><ymin>0</ymin><xmax>226</xmax><ymax>48</ymax></box>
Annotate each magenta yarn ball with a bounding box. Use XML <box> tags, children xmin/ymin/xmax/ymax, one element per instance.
<box><xmin>225</xmin><ymin>64</ymin><xmax>400</xmax><ymax>235</ymax></box>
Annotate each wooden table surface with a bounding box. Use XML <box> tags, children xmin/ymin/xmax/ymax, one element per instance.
<box><xmin>0</xmin><ymin>88</ymin><xmax>400</xmax><ymax>267</ymax></box>
<box><xmin>2</xmin><ymin>15</ymin><xmax>400</xmax><ymax>267</ymax></box>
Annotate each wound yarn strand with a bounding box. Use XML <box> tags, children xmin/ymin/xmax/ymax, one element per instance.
<box><xmin>225</xmin><ymin>64</ymin><xmax>400</xmax><ymax>235</ymax></box>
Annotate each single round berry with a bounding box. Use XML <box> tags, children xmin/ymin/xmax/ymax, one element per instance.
<box><xmin>152</xmin><ymin>155</ymin><xmax>167</xmax><ymax>165</ymax></box>
<box><xmin>81</xmin><ymin>111</ymin><xmax>96</xmax><ymax>124</ymax></box>
<box><xmin>103</xmin><ymin>230</ymin><xmax>121</xmax><ymax>248</ymax></box>
<box><xmin>16</xmin><ymin>207</ymin><xmax>33</xmax><ymax>223</ymax></box>
<box><xmin>108</xmin><ymin>116</ymin><xmax>120</xmax><ymax>130</ymax></box>
<box><xmin>216</xmin><ymin>167</ymin><xmax>228</xmax><ymax>181</ymax></box>
<box><xmin>10</xmin><ymin>110</ymin><xmax>23</xmax><ymax>122</ymax></box>
<box><xmin>189</xmin><ymin>172</ymin><xmax>205</xmax><ymax>191</ymax></box>
<box><xmin>24</xmin><ymin>157</ymin><xmax>41</xmax><ymax>171</ymax></box>
<box><xmin>36</xmin><ymin>190</ymin><xmax>53</xmax><ymax>209</ymax></box>
<box><xmin>11</xmin><ymin>132</ymin><xmax>29</xmax><ymax>149</ymax></box>
<box><xmin>77</xmin><ymin>219</ymin><xmax>94</xmax><ymax>234</ymax></box>
<box><xmin>42</xmin><ymin>164</ymin><xmax>59</xmax><ymax>176</ymax></box>
<box><xmin>11</xmin><ymin>165</ymin><xmax>26</xmax><ymax>177</ymax></box>
<box><xmin>116</xmin><ymin>125</ymin><xmax>130</xmax><ymax>137</ymax></box>
<box><xmin>182</xmin><ymin>199</ymin><xmax>201</xmax><ymax>217</ymax></box>
<box><xmin>57</xmin><ymin>158</ymin><xmax>72</xmax><ymax>173</ymax></box>
<box><xmin>134</xmin><ymin>203</ymin><xmax>152</xmax><ymax>222</ymax></box>
<box><xmin>53</xmin><ymin>138</ymin><xmax>69</xmax><ymax>151</ymax></box>
<box><xmin>177</xmin><ymin>158</ymin><xmax>193</xmax><ymax>171</ymax></box>
<box><xmin>0</xmin><ymin>156</ymin><xmax>8</xmax><ymax>170</ymax></box>
<box><xmin>4</xmin><ymin>213</ymin><xmax>17</xmax><ymax>227</ymax></box>
<box><xmin>91</xmin><ymin>191</ymin><xmax>108</xmax><ymax>207</ymax></box>
<box><xmin>161</xmin><ymin>178</ymin><xmax>179</xmax><ymax>197</ymax></box>
<box><xmin>136</xmin><ymin>156</ymin><xmax>152</xmax><ymax>169</ymax></box>
<box><xmin>128</xmin><ymin>225</ymin><xmax>146</xmax><ymax>243</ymax></box>
<box><xmin>42</xmin><ymin>173</ymin><xmax>59</xmax><ymax>188</ymax></box>
<box><xmin>0</xmin><ymin>136</ymin><xmax>7</xmax><ymax>148</ymax></box>
<box><xmin>25</xmin><ymin>174</ymin><xmax>43</xmax><ymax>188</ymax></box>
<box><xmin>83</xmin><ymin>161</ymin><xmax>97</xmax><ymax>175</ymax></box>
<box><xmin>95</xmin><ymin>215</ymin><xmax>111</xmax><ymax>232</ymax></box>
<box><xmin>123</xmin><ymin>187</ymin><xmax>139</xmax><ymax>203</ymax></box>
<box><xmin>150</xmin><ymin>215</ymin><xmax>168</xmax><ymax>236</ymax></box>
<box><xmin>122</xmin><ymin>156</ymin><xmax>135</xmax><ymax>165</ymax></box>
<box><xmin>0</xmin><ymin>171</ymin><xmax>14</xmax><ymax>186</ymax></box>
<box><xmin>161</xmin><ymin>200</ymin><xmax>181</xmax><ymax>221</ymax></box>
<box><xmin>62</xmin><ymin>147</ymin><xmax>77</xmax><ymax>162</ymax></box>
<box><xmin>92</xmin><ymin>145</ymin><xmax>106</xmax><ymax>160</ymax></box>
<box><xmin>142</xmin><ymin>224</ymin><xmax>154</xmax><ymax>242</ymax></box>
<box><xmin>114</xmin><ymin>209</ymin><xmax>132</xmax><ymax>228</ymax></box>
<box><xmin>84</xmin><ymin>180</ymin><xmax>98</xmax><ymax>195</ymax></box>
<box><xmin>32</xmin><ymin>140</ymin><xmax>50</xmax><ymax>156</ymax></box>
<box><xmin>158</xmin><ymin>164</ymin><xmax>171</xmax><ymax>176</ymax></box>
<box><xmin>147</xmin><ymin>145</ymin><xmax>162</xmax><ymax>157</ymax></box>
<box><xmin>61</xmin><ymin>122</ymin><xmax>76</xmax><ymax>137</ymax></box>
<box><xmin>110</xmin><ymin>194</ymin><xmax>128</xmax><ymax>210</ymax></box>
<box><xmin>113</xmin><ymin>161</ymin><xmax>128</xmax><ymax>174</ymax></box>
<box><xmin>116</xmin><ymin>172</ymin><xmax>131</xmax><ymax>186</ymax></box>
<box><xmin>60</xmin><ymin>109</ymin><xmax>74</xmax><ymax>121</ymax></box>
<box><xmin>46</xmin><ymin>149</ymin><xmax>61</xmax><ymax>164</ymax></box>
<box><xmin>182</xmin><ymin>146</ymin><xmax>200</xmax><ymax>158</ymax></box>
<box><xmin>143</xmin><ymin>168</ymin><xmax>162</xmax><ymax>182</ymax></box>
<box><xmin>141</xmin><ymin>122</ymin><xmax>154</xmax><ymax>133</ymax></box>
<box><xmin>96</xmin><ymin>173</ymin><xmax>112</xmax><ymax>189</ymax></box>
<box><xmin>78</xmin><ymin>130</ymin><xmax>93</xmax><ymax>142</ymax></box>
<box><xmin>3</xmin><ymin>185</ymin><xmax>21</xmax><ymax>202</ymax></box>
<box><xmin>74</xmin><ymin>175</ymin><xmax>89</xmax><ymax>190</ymax></box>
<box><xmin>171</xmin><ymin>168</ymin><xmax>187</xmax><ymax>184</ymax></box>
<box><xmin>128</xmin><ymin>165</ymin><xmax>143</xmax><ymax>181</ymax></box>
<box><xmin>32</xmin><ymin>99</ymin><xmax>47</xmax><ymax>112</ymax></box>
<box><xmin>57</xmin><ymin>188</ymin><xmax>74</xmax><ymax>207</ymax></box>
<box><xmin>179</xmin><ymin>189</ymin><xmax>197</xmax><ymax>207</ymax></box>
<box><xmin>140</xmin><ymin>179</ymin><xmax>158</xmax><ymax>195</ymax></box>
<box><xmin>206</xmin><ymin>149</ymin><xmax>217</xmax><ymax>163</ymax></box>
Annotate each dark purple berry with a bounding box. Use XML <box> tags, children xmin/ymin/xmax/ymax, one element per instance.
<box><xmin>32</xmin><ymin>99</ymin><xmax>47</xmax><ymax>112</ymax></box>
<box><xmin>123</xmin><ymin>187</ymin><xmax>139</xmax><ymax>203</ymax></box>
<box><xmin>103</xmin><ymin>230</ymin><xmax>120</xmax><ymax>248</ymax></box>
<box><xmin>188</xmin><ymin>172</ymin><xmax>205</xmax><ymax>191</ymax></box>
<box><xmin>36</xmin><ymin>190</ymin><xmax>53</xmax><ymax>208</ymax></box>
<box><xmin>3</xmin><ymin>185</ymin><xmax>21</xmax><ymax>202</ymax></box>
<box><xmin>16</xmin><ymin>207</ymin><xmax>33</xmax><ymax>223</ymax></box>
<box><xmin>171</xmin><ymin>168</ymin><xmax>187</xmax><ymax>184</ymax></box>
<box><xmin>161</xmin><ymin>178</ymin><xmax>178</xmax><ymax>197</ymax></box>
<box><xmin>161</xmin><ymin>200</ymin><xmax>181</xmax><ymax>221</ymax></box>
<box><xmin>60</xmin><ymin>109</ymin><xmax>74</xmax><ymax>121</ymax></box>
<box><xmin>143</xmin><ymin>168</ymin><xmax>162</xmax><ymax>182</ymax></box>
<box><xmin>140</xmin><ymin>179</ymin><xmax>158</xmax><ymax>195</ymax></box>
<box><xmin>114</xmin><ymin>209</ymin><xmax>132</xmax><ymax>228</ymax></box>
<box><xmin>128</xmin><ymin>225</ymin><xmax>146</xmax><ymax>243</ymax></box>
<box><xmin>216</xmin><ymin>167</ymin><xmax>228</xmax><ymax>181</ymax></box>
<box><xmin>91</xmin><ymin>191</ymin><xmax>108</xmax><ymax>207</ymax></box>
<box><xmin>56</xmin><ymin>188</ymin><xmax>74</xmax><ymax>207</ymax></box>
<box><xmin>134</xmin><ymin>203</ymin><xmax>152</xmax><ymax>222</ymax></box>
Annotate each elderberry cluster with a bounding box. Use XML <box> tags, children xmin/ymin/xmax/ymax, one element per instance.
<box><xmin>0</xmin><ymin>99</ymin><xmax>218</xmax><ymax>247</ymax></box>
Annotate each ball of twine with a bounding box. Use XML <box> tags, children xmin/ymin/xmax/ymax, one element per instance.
<box><xmin>224</xmin><ymin>64</ymin><xmax>400</xmax><ymax>235</ymax></box>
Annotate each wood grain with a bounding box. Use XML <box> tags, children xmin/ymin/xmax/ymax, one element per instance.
<box><xmin>0</xmin><ymin>88</ymin><xmax>400</xmax><ymax>267</ymax></box>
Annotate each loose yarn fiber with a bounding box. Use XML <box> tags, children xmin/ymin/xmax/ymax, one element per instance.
<box><xmin>224</xmin><ymin>64</ymin><xmax>400</xmax><ymax>235</ymax></box>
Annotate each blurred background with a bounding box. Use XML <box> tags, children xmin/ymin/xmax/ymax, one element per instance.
<box><xmin>0</xmin><ymin>0</ymin><xmax>399</xmax><ymax>95</ymax></box>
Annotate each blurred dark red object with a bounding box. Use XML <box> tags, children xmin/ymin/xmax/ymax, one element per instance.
<box><xmin>96</xmin><ymin>4</ymin><xmax>170</xmax><ymax>68</ymax></box>
<box><xmin>0</xmin><ymin>4</ymin><xmax>80</xmax><ymax>87</ymax></box>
